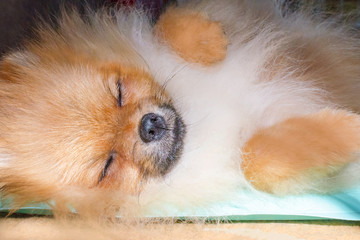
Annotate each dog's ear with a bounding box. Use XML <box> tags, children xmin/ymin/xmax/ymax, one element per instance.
<box><xmin>242</xmin><ymin>109</ymin><xmax>360</xmax><ymax>195</ymax></box>
<box><xmin>0</xmin><ymin>52</ymin><xmax>43</xmax><ymax>208</ymax></box>
<box><xmin>154</xmin><ymin>6</ymin><xmax>228</xmax><ymax>66</ymax></box>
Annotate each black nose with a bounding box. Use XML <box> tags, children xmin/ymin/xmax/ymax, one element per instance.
<box><xmin>139</xmin><ymin>113</ymin><xmax>167</xmax><ymax>143</ymax></box>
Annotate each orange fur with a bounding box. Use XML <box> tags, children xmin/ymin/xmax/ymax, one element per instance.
<box><xmin>155</xmin><ymin>7</ymin><xmax>228</xmax><ymax>65</ymax></box>
<box><xmin>242</xmin><ymin>109</ymin><xmax>360</xmax><ymax>194</ymax></box>
<box><xmin>0</xmin><ymin>11</ymin><xmax>186</xmax><ymax>207</ymax></box>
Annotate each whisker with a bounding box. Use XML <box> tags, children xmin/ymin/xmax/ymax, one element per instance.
<box><xmin>165</xmin><ymin>63</ymin><xmax>190</xmax><ymax>86</ymax></box>
<box><xmin>158</xmin><ymin>63</ymin><xmax>190</xmax><ymax>95</ymax></box>
<box><xmin>131</xmin><ymin>141</ymin><xmax>148</xmax><ymax>205</ymax></box>
<box><xmin>136</xmin><ymin>176</ymin><xmax>145</xmax><ymax>205</ymax></box>
<box><xmin>132</xmin><ymin>141</ymin><xmax>139</xmax><ymax>164</ymax></box>
<box><xmin>158</xmin><ymin>126</ymin><xmax>174</xmax><ymax>131</ymax></box>
<box><xmin>185</xmin><ymin>113</ymin><xmax>210</xmax><ymax>129</ymax></box>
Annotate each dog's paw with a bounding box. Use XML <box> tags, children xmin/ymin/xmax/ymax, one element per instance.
<box><xmin>155</xmin><ymin>7</ymin><xmax>228</xmax><ymax>66</ymax></box>
<box><xmin>241</xmin><ymin>109</ymin><xmax>360</xmax><ymax>195</ymax></box>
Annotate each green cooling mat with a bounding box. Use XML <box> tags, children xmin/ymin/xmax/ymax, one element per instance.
<box><xmin>1</xmin><ymin>186</ymin><xmax>360</xmax><ymax>221</ymax></box>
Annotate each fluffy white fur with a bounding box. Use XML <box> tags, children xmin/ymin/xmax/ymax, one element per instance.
<box><xmin>1</xmin><ymin>0</ymin><xmax>360</xmax><ymax>216</ymax></box>
<box><xmin>114</xmin><ymin>0</ymin><xmax>360</xmax><ymax>213</ymax></box>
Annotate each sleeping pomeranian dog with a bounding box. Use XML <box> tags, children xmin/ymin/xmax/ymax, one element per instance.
<box><xmin>0</xmin><ymin>0</ymin><xmax>360</xmax><ymax>217</ymax></box>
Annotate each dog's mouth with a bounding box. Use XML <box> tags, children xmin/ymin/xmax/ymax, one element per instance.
<box><xmin>138</xmin><ymin>104</ymin><xmax>186</xmax><ymax>177</ymax></box>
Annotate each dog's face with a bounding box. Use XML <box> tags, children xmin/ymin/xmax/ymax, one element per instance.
<box><xmin>0</xmin><ymin>35</ymin><xmax>185</xmax><ymax>198</ymax></box>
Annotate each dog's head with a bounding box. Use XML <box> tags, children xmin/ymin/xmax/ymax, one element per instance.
<box><xmin>0</xmin><ymin>15</ymin><xmax>185</xmax><ymax>202</ymax></box>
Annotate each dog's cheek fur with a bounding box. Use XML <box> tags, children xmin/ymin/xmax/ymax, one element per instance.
<box><xmin>0</xmin><ymin>63</ymin><xmax>111</xmax><ymax>183</ymax></box>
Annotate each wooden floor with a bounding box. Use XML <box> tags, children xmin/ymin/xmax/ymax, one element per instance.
<box><xmin>0</xmin><ymin>217</ymin><xmax>359</xmax><ymax>240</ymax></box>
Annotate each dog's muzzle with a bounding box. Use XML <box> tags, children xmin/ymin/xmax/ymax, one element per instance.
<box><xmin>138</xmin><ymin>104</ymin><xmax>185</xmax><ymax>176</ymax></box>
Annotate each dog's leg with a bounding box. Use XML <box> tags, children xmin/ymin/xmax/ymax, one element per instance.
<box><xmin>241</xmin><ymin>109</ymin><xmax>360</xmax><ymax>195</ymax></box>
<box><xmin>154</xmin><ymin>7</ymin><xmax>228</xmax><ymax>66</ymax></box>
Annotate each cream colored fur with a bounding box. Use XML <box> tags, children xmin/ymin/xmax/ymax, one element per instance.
<box><xmin>133</xmin><ymin>0</ymin><xmax>360</xmax><ymax>213</ymax></box>
<box><xmin>0</xmin><ymin>0</ymin><xmax>359</xmax><ymax>218</ymax></box>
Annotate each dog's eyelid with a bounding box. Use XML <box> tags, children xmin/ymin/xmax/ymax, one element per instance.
<box><xmin>99</xmin><ymin>152</ymin><xmax>116</xmax><ymax>183</ymax></box>
<box><xmin>117</xmin><ymin>79</ymin><xmax>123</xmax><ymax>107</ymax></box>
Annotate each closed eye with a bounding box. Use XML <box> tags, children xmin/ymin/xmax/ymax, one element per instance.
<box><xmin>99</xmin><ymin>152</ymin><xmax>116</xmax><ymax>183</ymax></box>
<box><xmin>117</xmin><ymin>80</ymin><xmax>123</xmax><ymax>107</ymax></box>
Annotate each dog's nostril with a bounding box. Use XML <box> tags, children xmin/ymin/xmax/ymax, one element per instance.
<box><xmin>139</xmin><ymin>113</ymin><xmax>167</xmax><ymax>143</ymax></box>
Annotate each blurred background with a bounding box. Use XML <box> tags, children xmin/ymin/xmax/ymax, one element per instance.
<box><xmin>0</xmin><ymin>0</ymin><xmax>359</xmax><ymax>56</ymax></box>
